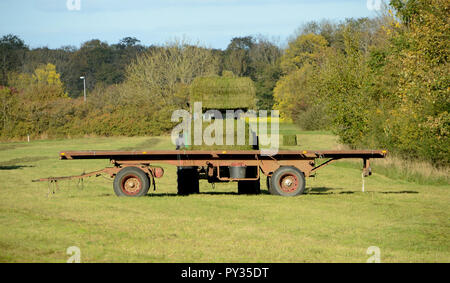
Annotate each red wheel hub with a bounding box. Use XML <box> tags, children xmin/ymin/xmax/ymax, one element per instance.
<box><xmin>121</xmin><ymin>175</ymin><xmax>142</xmax><ymax>196</ymax></box>
<box><xmin>279</xmin><ymin>173</ymin><xmax>299</xmax><ymax>193</ymax></box>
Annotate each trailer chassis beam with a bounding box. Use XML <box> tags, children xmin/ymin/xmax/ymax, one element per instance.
<box><xmin>310</xmin><ymin>158</ymin><xmax>340</xmax><ymax>174</ymax></box>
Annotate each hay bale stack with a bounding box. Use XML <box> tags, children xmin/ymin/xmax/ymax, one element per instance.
<box><xmin>187</xmin><ymin>119</ymin><xmax>257</xmax><ymax>151</ymax></box>
<box><xmin>283</xmin><ymin>135</ymin><xmax>298</xmax><ymax>146</ymax></box>
<box><xmin>190</xmin><ymin>76</ymin><xmax>256</xmax><ymax>110</ymax></box>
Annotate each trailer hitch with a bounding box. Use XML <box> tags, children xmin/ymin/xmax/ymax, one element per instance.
<box><xmin>32</xmin><ymin>167</ymin><xmax>119</xmax><ymax>183</ymax></box>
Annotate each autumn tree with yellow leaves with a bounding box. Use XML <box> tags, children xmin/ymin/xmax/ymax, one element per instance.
<box><xmin>273</xmin><ymin>0</ymin><xmax>448</xmax><ymax>166</ymax></box>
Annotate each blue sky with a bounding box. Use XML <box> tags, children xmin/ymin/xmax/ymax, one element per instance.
<box><xmin>0</xmin><ymin>0</ymin><xmax>384</xmax><ymax>49</ymax></box>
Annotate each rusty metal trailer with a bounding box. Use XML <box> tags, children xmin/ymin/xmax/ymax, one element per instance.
<box><xmin>33</xmin><ymin>149</ymin><xmax>387</xmax><ymax>197</ymax></box>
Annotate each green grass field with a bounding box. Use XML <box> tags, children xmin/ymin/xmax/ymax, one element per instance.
<box><xmin>0</xmin><ymin>127</ymin><xmax>449</xmax><ymax>262</ymax></box>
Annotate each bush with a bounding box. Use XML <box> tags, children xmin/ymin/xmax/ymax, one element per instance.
<box><xmin>295</xmin><ymin>104</ymin><xmax>331</xmax><ymax>131</ymax></box>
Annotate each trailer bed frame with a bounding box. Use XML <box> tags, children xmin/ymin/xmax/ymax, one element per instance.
<box><xmin>34</xmin><ymin>149</ymin><xmax>387</xmax><ymax>197</ymax></box>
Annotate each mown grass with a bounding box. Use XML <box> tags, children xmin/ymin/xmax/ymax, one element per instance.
<box><xmin>0</xmin><ymin>129</ymin><xmax>448</xmax><ymax>263</ymax></box>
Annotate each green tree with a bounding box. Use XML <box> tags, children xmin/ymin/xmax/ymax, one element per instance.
<box><xmin>280</xmin><ymin>33</ymin><xmax>328</xmax><ymax>73</ymax></box>
<box><xmin>274</xmin><ymin>33</ymin><xmax>329</xmax><ymax>123</ymax></box>
<box><xmin>21</xmin><ymin>46</ymin><xmax>74</xmax><ymax>88</ymax></box>
<box><xmin>124</xmin><ymin>39</ymin><xmax>220</xmax><ymax>107</ymax></box>
<box><xmin>0</xmin><ymin>86</ymin><xmax>18</xmax><ymax>135</ymax></box>
<box><xmin>223</xmin><ymin>36</ymin><xmax>254</xmax><ymax>77</ymax></box>
<box><xmin>386</xmin><ymin>0</ymin><xmax>449</xmax><ymax>165</ymax></box>
<box><xmin>0</xmin><ymin>34</ymin><xmax>27</xmax><ymax>85</ymax></box>
<box><xmin>67</xmin><ymin>39</ymin><xmax>117</xmax><ymax>97</ymax></box>
<box><xmin>248</xmin><ymin>37</ymin><xmax>282</xmax><ymax>110</ymax></box>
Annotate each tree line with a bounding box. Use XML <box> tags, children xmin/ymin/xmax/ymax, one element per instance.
<box><xmin>0</xmin><ymin>34</ymin><xmax>281</xmax><ymax>136</ymax></box>
<box><xmin>0</xmin><ymin>35</ymin><xmax>281</xmax><ymax>108</ymax></box>
<box><xmin>273</xmin><ymin>0</ymin><xmax>448</xmax><ymax>166</ymax></box>
<box><xmin>0</xmin><ymin>0</ymin><xmax>448</xmax><ymax>166</ymax></box>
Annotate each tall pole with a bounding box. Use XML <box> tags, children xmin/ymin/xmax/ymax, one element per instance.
<box><xmin>80</xmin><ymin>76</ymin><xmax>86</xmax><ymax>102</ymax></box>
<box><xmin>83</xmin><ymin>78</ymin><xmax>86</xmax><ymax>102</ymax></box>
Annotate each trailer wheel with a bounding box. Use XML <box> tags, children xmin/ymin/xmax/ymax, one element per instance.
<box><xmin>177</xmin><ymin>167</ymin><xmax>200</xmax><ymax>196</ymax></box>
<box><xmin>269</xmin><ymin>166</ymin><xmax>305</xmax><ymax>196</ymax></box>
<box><xmin>238</xmin><ymin>166</ymin><xmax>261</xmax><ymax>195</ymax></box>
<box><xmin>113</xmin><ymin>167</ymin><xmax>150</xmax><ymax>197</ymax></box>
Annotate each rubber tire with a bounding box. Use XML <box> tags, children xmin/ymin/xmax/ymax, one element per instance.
<box><xmin>269</xmin><ymin>166</ymin><xmax>306</xmax><ymax>197</ymax></box>
<box><xmin>177</xmin><ymin>167</ymin><xmax>200</xmax><ymax>195</ymax></box>
<box><xmin>237</xmin><ymin>166</ymin><xmax>261</xmax><ymax>195</ymax></box>
<box><xmin>113</xmin><ymin>167</ymin><xmax>150</xmax><ymax>197</ymax></box>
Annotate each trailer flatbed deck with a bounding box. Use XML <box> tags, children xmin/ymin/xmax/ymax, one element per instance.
<box><xmin>60</xmin><ymin>150</ymin><xmax>386</xmax><ymax>160</ymax></box>
<box><xmin>35</xmin><ymin>149</ymin><xmax>387</xmax><ymax>197</ymax></box>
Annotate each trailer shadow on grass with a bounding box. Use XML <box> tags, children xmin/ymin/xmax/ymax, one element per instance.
<box><xmin>0</xmin><ymin>157</ymin><xmax>49</xmax><ymax>170</ymax></box>
<box><xmin>0</xmin><ymin>165</ymin><xmax>34</xmax><ymax>170</ymax></box>
<box><xmin>140</xmin><ymin>189</ymin><xmax>273</xmax><ymax>197</ymax></box>
<box><xmin>97</xmin><ymin>192</ymin><xmax>244</xmax><ymax>197</ymax></box>
<box><xmin>307</xmin><ymin>187</ymin><xmax>347</xmax><ymax>195</ymax></box>
<box><xmin>136</xmin><ymin>189</ymin><xmax>272</xmax><ymax>197</ymax></box>
<box><xmin>97</xmin><ymin>189</ymin><xmax>418</xmax><ymax>198</ymax></box>
<box><xmin>377</xmin><ymin>190</ymin><xmax>419</xmax><ymax>194</ymax></box>
<box><xmin>306</xmin><ymin>187</ymin><xmax>419</xmax><ymax>195</ymax></box>
<box><xmin>144</xmin><ymin>191</ymin><xmax>270</xmax><ymax>197</ymax></box>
